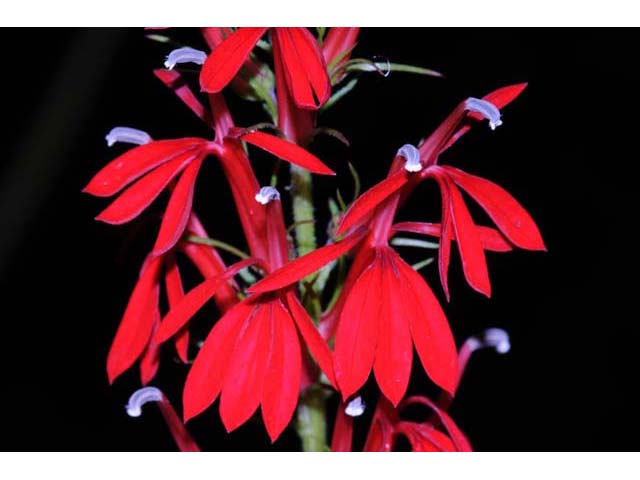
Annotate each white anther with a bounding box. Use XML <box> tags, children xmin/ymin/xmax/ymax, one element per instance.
<box><xmin>105</xmin><ymin>127</ymin><xmax>152</xmax><ymax>147</ymax></box>
<box><xmin>465</xmin><ymin>97</ymin><xmax>503</xmax><ymax>130</ymax></box>
<box><xmin>164</xmin><ymin>47</ymin><xmax>207</xmax><ymax>70</ymax></box>
<box><xmin>468</xmin><ymin>328</ymin><xmax>511</xmax><ymax>355</ymax></box>
<box><xmin>397</xmin><ymin>144</ymin><xmax>422</xmax><ymax>172</ymax></box>
<box><xmin>255</xmin><ymin>186</ymin><xmax>280</xmax><ymax>205</ymax></box>
<box><xmin>345</xmin><ymin>396</ymin><xmax>366</xmax><ymax>417</ymax></box>
<box><xmin>125</xmin><ymin>387</ymin><xmax>164</xmax><ymax>417</ymax></box>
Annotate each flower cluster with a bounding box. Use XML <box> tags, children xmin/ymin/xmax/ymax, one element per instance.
<box><xmin>85</xmin><ymin>27</ymin><xmax>544</xmax><ymax>451</ymax></box>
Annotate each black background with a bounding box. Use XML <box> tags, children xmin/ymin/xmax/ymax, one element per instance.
<box><xmin>0</xmin><ymin>28</ymin><xmax>635</xmax><ymax>451</ymax></box>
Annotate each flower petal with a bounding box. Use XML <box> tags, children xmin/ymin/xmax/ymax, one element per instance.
<box><xmin>164</xmin><ymin>254</ymin><xmax>188</xmax><ymax>363</ymax></box>
<box><xmin>392</xmin><ymin>222</ymin><xmax>513</xmax><ymax>252</ymax></box>
<box><xmin>249</xmin><ymin>229</ymin><xmax>366</xmax><ymax>294</ymax></box>
<box><xmin>157</xmin><ymin>257</ymin><xmax>261</xmax><ymax>344</ymax></box>
<box><xmin>152</xmin><ymin>157</ymin><xmax>204</xmax><ymax>256</ymax></box>
<box><xmin>447</xmin><ymin>178</ymin><xmax>491</xmax><ymax>297</ymax></box>
<box><xmin>322</xmin><ymin>27</ymin><xmax>360</xmax><ymax>68</ymax></box>
<box><xmin>84</xmin><ymin>138</ymin><xmax>207</xmax><ymax>197</ymax></box>
<box><xmin>275</xmin><ymin>28</ymin><xmax>330</xmax><ymax>109</ymax></box>
<box><xmin>373</xmin><ymin>250</ymin><xmax>413</xmax><ymax>406</ymax></box>
<box><xmin>262</xmin><ymin>299</ymin><xmax>302</xmax><ymax>442</ymax></box>
<box><xmin>107</xmin><ymin>257</ymin><xmax>162</xmax><ymax>383</ymax></box>
<box><xmin>220</xmin><ymin>302</ymin><xmax>271</xmax><ymax>433</ymax></box>
<box><xmin>395</xmin><ymin>257</ymin><xmax>458</xmax><ymax>395</ymax></box>
<box><xmin>330</xmin><ymin>403</ymin><xmax>354</xmax><ymax>452</ymax></box>
<box><xmin>285</xmin><ymin>292</ymin><xmax>336</xmax><ymax>387</ymax></box>
<box><xmin>200</xmin><ymin>27</ymin><xmax>268</xmax><ymax>93</ymax></box>
<box><xmin>182</xmin><ymin>300</ymin><xmax>253</xmax><ymax>421</ymax></box>
<box><xmin>241</xmin><ymin>131</ymin><xmax>334</xmax><ymax>175</ymax></box>
<box><xmin>337</xmin><ymin>172</ymin><xmax>409</xmax><ymax>236</ymax></box>
<box><xmin>443</xmin><ymin>166</ymin><xmax>546</xmax><ymax>251</ymax></box>
<box><xmin>139</xmin><ymin>304</ymin><xmax>161</xmax><ymax>385</ymax></box>
<box><xmin>95</xmin><ymin>152</ymin><xmax>195</xmax><ymax>225</ymax></box>
<box><xmin>334</xmin><ymin>256</ymin><xmax>383</xmax><ymax>400</ymax></box>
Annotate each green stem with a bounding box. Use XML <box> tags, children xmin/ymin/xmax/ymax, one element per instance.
<box><xmin>186</xmin><ymin>235</ymin><xmax>250</xmax><ymax>260</ymax></box>
<box><xmin>290</xmin><ymin>165</ymin><xmax>317</xmax><ymax>258</ymax></box>
<box><xmin>296</xmin><ymin>388</ymin><xmax>329</xmax><ymax>452</ymax></box>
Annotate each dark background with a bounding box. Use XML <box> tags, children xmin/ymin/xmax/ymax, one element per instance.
<box><xmin>0</xmin><ymin>28</ymin><xmax>634</xmax><ymax>451</ymax></box>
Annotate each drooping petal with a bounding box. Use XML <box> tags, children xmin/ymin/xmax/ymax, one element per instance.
<box><xmin>152</xmin><ymin>157</ymin><xmax>204</xmax><ymax>256</ymax></box>
<box><xmin>395</xmin><ymin>257</ymin><xmax>458</xmax><ymax>395</ymax></box>
<box><xmin>154</xmin><ymin>69</ymin><xmax>212</xmax><ymax>126</ymax></box>
<box><xmin>200</xmin><ymin>27</ymin><xmax>268</xmax><ymax>93</ymax></box>
<box><xmin>249</xmin><ymin>229</ymin><xmax>366</xmax><ymax>294</ymax></box>
<box><xmin>157</xmin><ymin>257</ymin><xmax>261</xmax><ymax>343</ymax></box>
<box><xmin>285</xmin><ymin>292</ymin><xmax>336</xmax><ymax>387</ymax></box>
<box><xmin>107</xmin><ymin>257</ymin><xmax>162</xmax><ymax>384</ymax></box>
<box><xmin>241</xmin><ymin>131</ymin><xmax>335</xmax><ymax>175</ymax></box>
<box><xmin>396</xmin><ymin>422</ymin><xmax>456</xmax><ymax>452</ymax></box>
<box><xmin>337</xmin><ymin>172</ymin><xmax>409</xmax><ymax>236</ymax></box>
<box><xmin>182</xmin><ymin>300</ymin><xmax>253</xmax><ymax>421</ymax></box>
<box><xmin>275</xmin><ymin>28</ymin><xmax>331</xmax><ymax>109</ymax></box>
<box><xmin>443</xmin><ymin>166</ymin><xmax>546</xmax><ymax>251</ymax></box>
<box><xmin>164</xmin><ymin>254</ymin><xmax>188</xmax><ymax>362</ymax></box>
<box><xmin>373</xmin><ymin>250</ymin><xmax>413</xmax><ymax>406</ymax></box>
<box><xmin>139</xmin><ymin>303</ymin><xmax>161</xmax><ymax>385</ymax></box>
<box><xmin>401</xmin><ymin>396</ymin><xmax>472</xmax><ymax>451</ymax></box>
<box><xmin>334</xmin><ymin>256</ymin><xmax>383</xmax><ymax>400</ymax></box>
<box><xmin>363</xmin><ymin>397</ymin><xmax>398</xmax><ymax>452</ymax></box>
<box><xmin>84</xmin><ymin>138</ymin><xmax>207</xmax><ymax>197</ymax></box>
<box><xmin>95</xmin><ymin>151</ymin><xmax>196</xmax><ymax>225</ymax></box>
<box><xmin>262</xmin><ymin>299</ymin><xmax>302</xmax><ymax>442</ymax></box>
<box><xmin>430</xmin><ymin>172</ymin><xmax>453</xmax><ymax>301</ymax></box>
<box><xmin>220</xmin><ymin>302</ymin><xmax>271</xmax><ymax>433</ymax></box>
<box><xmin>392</xmin><ymin>222</ymin><xmax>513</xmax><ymax>252</ymax></box>
<box><xmin>447</xmin><ymin>178</ymin><xmax>491</xmax><ymax>297</ymax></box>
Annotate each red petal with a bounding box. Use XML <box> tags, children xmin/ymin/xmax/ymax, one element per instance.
<box><xmin>447</xmin><ymin>178</ymin><xmax>491</xmax><ymax>297</ymax></box>
<box><xmin>285</xmin><ymin>292</ymin><xmax>336</xmax><ymax>387</ymax></box>
<box><xmin>337</xmin><ymin>172</ymin><xmax>409</xmax><ymax>236</ymax></box>
<box><xmin>182</xmin><ymin>300</ymin><xmax>253</xmax><ymax>421</ymax></box>
<box><xmin>322</xmin><ymin>27</ymin><xmax>360</xmax><ymax>67</ymax></box>
<box><xmin>330</xmin><ymin>403</ymin><xmax>354</xmax><ymax>452</ymax></box>
<box><xmin>262</xmin><ymin>299</ymin><xmax>302</xmax><ymax>442</ymax></box>
<box><xmin>220</xmin><ymin>302</ymin><xmax>271</xmax><ymax>433</ymax></box>
<box><xmin>429</xmin><ymin>173</ymin><xmax>453</xmax><ymax>301</ymax></box>
<box><xmin>443</xmin><ymin>166</ymin><xmax>546</xmax><ymax>251</ymax></box>
<box><xmin>139</xmin><ymin>305</ymin><xmax>161</xmax><ymax>385</ymax></box>
<box><xmin>275</xmin><ymin>28</ymin><xmax>330</xmax><ymax>109</ymax></box>
<box><xmin>334</xmin><ymin>255</ymin><xmax>383</xmax><ymax>400</ymax></box>
<box><xmin>157</xmin><ymin>257</ymin><xmax>260</xmax><ymax>344</ymax></box>
<box><xmin>107</xmin><ymin>257</ymin><xmax>162</xmax><ymax>383</ymax></box>
<box><xmin>363</xmin><ymin>397</ymin><xmax>397</xmax><ymax>452</ymax></box>
<box><xmin>241</xmin><ymin>131</ymin><xmax>334</xmax><ymax>175</ymax></box>
<box><xmin>95</xmin><ymin>152</ymin><xmax>195</xmax><ymax>225</ymax></box>
<box><xmin>83</xmin><ymin>138</ymin><xmax>206</xmax><ymax>197</ymax></box>
<box><xmin>157</xmin><ymin>397</ymin><xmax>201</xmax><ymax>452</ymax></box>
<box><xmin>392</xmin><ymin>222</ymin><xmax>513</xmax><ymax>252</ymax></box>
<box><xmin>164</xmin><ymin>254</ymin><xmax>189</xmax><ymax>363</ymax></box>
<box><xmin>200</xmin><ymin>27</ymin><xmax>268</xmax><ymax>93</ymax></box>
<box><xmin>249</xmin><ymin>229</ymin><xmax>366</xmax><ymax>294</ymax></box>
<box><xmin>373</xmin><ymin>250</ymin><xmax>413</xmax><ymax>406</ymax></box>
<box><xmin>152</xmin><ymin>157</ymin><xmax>204</xmax><ymax>256</ymax></box>
<box><xmin>396</xmin><ymin>422</ymin><xmax>456</xmax><ymax>452</ymax></box>
<box><xmin>395</xmin><ymin>258</ymin><xmax>458</xmax><ymax>395</ymax></box>
<box><xmin>154</xmin><ymin>69</ymin><xmax>212</xmax><ymax>126</ymax></box>
<box><xmin>401</xmin><ymin>396</ymin><xmax>472</xmax><ymax>451</ymax></box>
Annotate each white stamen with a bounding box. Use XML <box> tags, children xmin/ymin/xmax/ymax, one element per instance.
<box><xmin>105</xmin><ymin>127</ymin><xmax>152</xmax><ymax>147</ymax></box>
<box><xmin>345</xmin><ymin>396</ymin><xmax>366</xmax><ymax>417</ymax></box>
<box><xmin>465</xmin><ymin>97</ymin><xmax>503</xmax><ymax>130</ymax></box>
<box><xmin>125</xmin><ymin>386</ymin><xmax>164</xmax><ymax>417</ymax></box>
<box><xmin>397</xmin><ymin>144</ymin><xmax>422</xmax><ymax>172</ymax></box>
<box><xmin>164</xmin><ymin>47</ymin><xmax>207</xmax><ymax>70</ymax></box>
<box><xmin>255</xmin><ymin>186</ymin><xmax>280</xmax><ymax>205</ymax></box>
<box><xmin>468</xmin><ymin>328</ymin><xmax>511</xmax><ymax>355</ymax></box>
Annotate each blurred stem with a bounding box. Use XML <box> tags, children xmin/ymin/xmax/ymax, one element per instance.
<box><xmin>296</xmin><ymin>388</ymin><xmax>328</xmax><ymax>452</ymax></box>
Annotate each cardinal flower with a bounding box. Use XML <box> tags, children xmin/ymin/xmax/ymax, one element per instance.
<box><xmin>200</xmin><ymin>27</ymin><xmax>331</xmax><ymax>110</ymax></box>
<box><xmin>154</xmin><ymin>192</ymin><xmax>335</xmax><ymax>442</ymax></box>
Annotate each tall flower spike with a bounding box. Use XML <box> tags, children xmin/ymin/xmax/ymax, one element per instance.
<box><xmin>105</xmin><ymin>127</ymin><xmax>152</xmax><ymax>147</ymax></box>
<box><xmin>164</xmin><ymin>47</ymin><xmax>208</xmax><ymax>70</ymax></box>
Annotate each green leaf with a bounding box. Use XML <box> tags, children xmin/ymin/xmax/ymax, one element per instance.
<box><xmin>390</xmin><ymin>237</ymin><xmax>440</xmax><ymax>249</ymax></box>
<box><xmin>320</xmin><ymin>78</ymin><xmax>359</xmax><ymax>112</ymax></box>
<box><xmin>412</xmin><ymin>257</ymin><xmax>434</xmax><ymax>272</ymax></box>
<box><xmin>313</xmin><ymin>127</ymin><xmax>350</xmax><ymax>147</ymax></box>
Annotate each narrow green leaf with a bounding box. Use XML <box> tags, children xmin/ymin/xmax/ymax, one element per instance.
<box><xmin>390</xmin><ymin>237</ymin><xmax>440</xmax><ymax>249</ymax></box>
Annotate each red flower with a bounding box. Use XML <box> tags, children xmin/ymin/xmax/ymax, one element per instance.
<box><xmin>200</xmin><ymin>28</ymin><xmax>331</xmax><ymax>110</ymax></box>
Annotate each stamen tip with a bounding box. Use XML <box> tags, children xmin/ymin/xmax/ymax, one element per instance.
<box><xmin>255</xmin><ymin>186</ymin><xmax>280</xmax><ymax>205</ymax></box>
<box><xmin>396</xmin><ymin>144</ymin><xmax>422</xmax><ymax>173</ymax></box>
<box><xmin>345</xmin><ymin>396</ymin><xmax>366</xmax><ymax>417</ymax></box>
<box><xmin>125</xmin><ymin>386</ymin><xmax>164</xmax><ymax>418</ymax></box>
